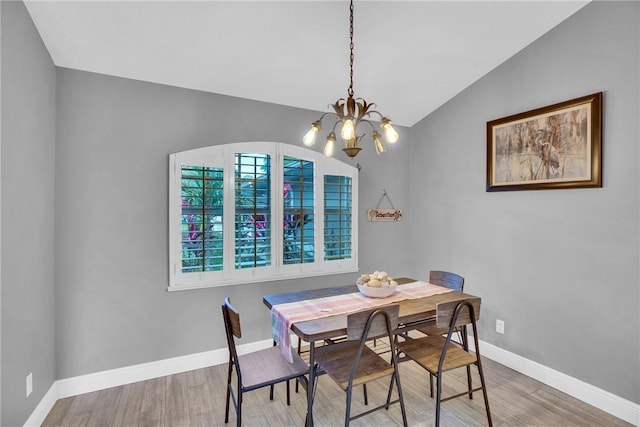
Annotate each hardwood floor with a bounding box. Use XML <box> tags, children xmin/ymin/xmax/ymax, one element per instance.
<box><xmin>42</xmin><ymin>353</ymin><xmax>632</xmax><ymax>426</ymax></box>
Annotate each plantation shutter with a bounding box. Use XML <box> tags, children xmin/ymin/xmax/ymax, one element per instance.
<box><xmin>180</xmin><ymin>166</ymin><xmax>224</xmax><ymax>272</ymax></box>
<box><xmin>283</xmin><ymin>156</ymin><xmax>315</xmax><ymax>264</ymax></box>
<box><xmin>323</xmin><ymin>175</ymin><xmax>352</xmax><ymax>261</ymax></box>
<box><xmin>234</xmin><ymin>153</ymin><xmax>272</xmax><ymax>269</ymax></box>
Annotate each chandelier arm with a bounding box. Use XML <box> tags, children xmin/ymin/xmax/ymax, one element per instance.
<box><xmin>317</xmin><ymin>111</ymin><xmax>333</xmax><ymax>122</ymax></box>
<box><xmin>353</xmin><ymin>99</ymin><xmax>376</xmax><ymax>121</ymax></box>
<box><xmin>366</xmin><ymin>110</ymin><xmax>385</xmax><ymax>120</ymax></box>
<box><xmin>330</xmin><ymin>119</ymin><xmax>342</xmax><ymax>133</ymax></box>
<box><xmin>331</xmin><ymin>99</ymin><xmax>348</xmax><ymax>118</ymax></box>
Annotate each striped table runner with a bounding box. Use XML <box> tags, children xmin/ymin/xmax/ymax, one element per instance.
<box><xmin>271</xmin><ymin>280</ymin><xmax>454</xmax><ymax>362</ymax></box>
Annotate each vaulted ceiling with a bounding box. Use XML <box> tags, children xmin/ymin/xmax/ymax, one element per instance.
<box><xmin>25</xmin><ymin>1</ymin><xmax>589</xmax><ymax>127</ymax></box>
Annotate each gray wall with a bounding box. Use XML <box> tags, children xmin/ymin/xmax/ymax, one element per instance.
<box><xmin>408</xmin><ymin>1</ymin><xmax>639</xmax><ymax>403</ymax></box>
<box><xmin>1</xmin><ymin>4</ymin><xmax>3</xmax><ymax>424</ymax></box>
<box><xmin>2</xmin><ymin>1</ymin><xmax>638</xmax><ymax>425</ymax></box>
<box><xmin>1</xmin><ymin>1</ymin><xmax>57</xmax><ymax>426</ymax></box>
<box><xmin>54</xmin><ymin>68</ymin><xmax>411</xmax><ymax>379</ymax></box>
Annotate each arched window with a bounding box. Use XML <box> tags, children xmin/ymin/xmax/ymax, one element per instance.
<box><xmin>169</xmin><ymin>142</ymin><xmax>358</xmax><ymax>290</ymax></box>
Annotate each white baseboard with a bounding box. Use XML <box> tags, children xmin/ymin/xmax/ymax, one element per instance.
<box><xmin>56</xmin><ymin>338</ymin><xmax>274</xmax><ymax>399</ymax></box>
<box><xmin>473</xmin><ymin>338</ymin><xmax>640</xmax><ymax>426</ymax></box>
<box><xmin>24</xmin><ymin>337</ymin><xmax>639</xmax><ymax>427</ymax></box>
<box><xmin>23</xmin><ymin>383</ymin><xmax>58</xmax><ymax>427</ymax></box>
<box><xmin>23</xmin><ymin>338</ymin><xmax>274</xmax><ymax>427</ymax></box>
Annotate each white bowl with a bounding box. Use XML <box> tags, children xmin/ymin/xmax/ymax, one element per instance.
<box><xmin>357</xmin><ymin>283</ymin><xmax>396</xmax><ymax>298</ymax></box>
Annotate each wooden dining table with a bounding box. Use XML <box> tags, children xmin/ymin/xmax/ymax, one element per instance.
<box><xmin>263</xmin><ymin>277</ymin><xmax>479</xmax><ymax>426</ymax></box>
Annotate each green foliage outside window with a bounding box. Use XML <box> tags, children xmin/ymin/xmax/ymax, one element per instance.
<box><xmin>181</xmin><ymin>166</ymin><xmax>224</xmax><ymax>272</ymax></box>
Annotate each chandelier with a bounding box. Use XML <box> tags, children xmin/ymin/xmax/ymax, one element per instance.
<box><xmin>302</xmin><ymin>0</ymin><xmax>399</xmax><ymax>158</ymax></box>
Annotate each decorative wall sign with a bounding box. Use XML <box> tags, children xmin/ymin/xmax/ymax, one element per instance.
<box><xmin>486</xmin><ymin>92</ymin><xmax>602</xmax><ymax>192</ymax></box>
<box><xmin>367</xmin><ymin>189</ymin><xmax>403</xmax><ymax>222</ymax></box>
<box><xmin>367</xmin><ymin>208</ymin><xmax>403</xmax><ymax>222</ymax></box>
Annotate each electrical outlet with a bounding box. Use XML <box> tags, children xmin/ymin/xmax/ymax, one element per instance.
<box><xmin>496</xmin><ymin>319</ymin><xmax>505</xmax><ymax>334</ymax></box>
<box><xmin>26</xmin><ymin>373</ymin><xmax>33</xmax><ymax>397</ymax></box>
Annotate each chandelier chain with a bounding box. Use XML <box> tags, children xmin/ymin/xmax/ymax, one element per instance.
<box><xmin>348</xmin><ymin>0</ymin><xmax>354</xmax><ymax>98</ymax></box>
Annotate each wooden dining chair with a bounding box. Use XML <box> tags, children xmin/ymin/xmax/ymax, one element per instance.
<box><xmin>313</xmin><ymin>305</ymin><xmax>408</xmax><ymax>426</ymax></box>
<box><xmin>294</xmin><ymin>336</ymin><xmax>370</xmax><ymax>406</ymax></box>
<box><xmin>222</xmin><ymin>297</ymin><xmax>309</xmax><ymax>427</ymax></box>
<box><xmin>415</xmin><ymin>270</ymin><xmax>467</xmax><ymax>397</ymax></box>
<box><xmin>397</xmin><ymin>298</ymin><xmax>492</xmax><ymax>427</ymax></box>
<box><xmin>415</xmin><ymin>271</ymin><xmax>465</xmax><ymax>340</ymax></box>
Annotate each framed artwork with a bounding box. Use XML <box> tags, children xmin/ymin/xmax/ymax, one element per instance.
<box><xmin>486</xmin><ymin>92</ymin><xmax>602</xmax><ymax>192</ymax></box>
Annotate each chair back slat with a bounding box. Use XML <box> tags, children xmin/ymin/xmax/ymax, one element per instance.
<box><xmin>429</xmin><ymin>270</ymin><xmax>465</xmax><ymax>292</ymax></box>
<box><xmin>347</xmin><ymin>305</ymin><xmax>399</xmax><ymax>341</ymax></box>
<box><xmin>223</xmin><ymin>297</ymin><xmax>242</xmax><ymax>339</ymax></box>
<box><xmin>436</xmin><ymin>297</ymin><xmax>481</xmax><ymax>329</ymax></box>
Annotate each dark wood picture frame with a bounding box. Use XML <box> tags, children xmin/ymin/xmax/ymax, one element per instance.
<box><xmin>486</xmin><ymin>92</ymin><xmax>602</xmax><ymax>192</ymax></box>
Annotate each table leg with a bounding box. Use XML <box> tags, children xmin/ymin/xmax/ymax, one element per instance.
<box><xmin>307</xmin><ymin>341</ymin><xmax>316</xmax><ymax>427</ymax></box>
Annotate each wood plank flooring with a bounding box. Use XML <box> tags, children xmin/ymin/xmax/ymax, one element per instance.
<box><xmin>42</xmin><ymin>352</ymin><xmax>632</xmax><ymax>427</ymax></box>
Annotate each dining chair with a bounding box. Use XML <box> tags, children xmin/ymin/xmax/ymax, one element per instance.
<box><xmin>222</xmin><ymin>297</ymin><xmax>309</xmax><ymax>426</ymax></box>
<box><xmin>415</xmin><ymin>271</ymin><xmax>465</xmax><ymax>339</ymax></box>
<box><xmin>415</xmin><ymin>270</ymin><xmax>466</xmax><ymax>397</ymax></box>
<box><xmin>313</xmin><ymin>305</ymin><xmax>408</xmax><ymax>426</ymax></box>
<box><xmin>295</xmin><ymin>335</ymin><xmax>370</xmax><ymax>406</ymax></box>
<box><xmin>396</xmin><ymin>298</ymin><xmax>492</xmax><ymax>427</ymax></box>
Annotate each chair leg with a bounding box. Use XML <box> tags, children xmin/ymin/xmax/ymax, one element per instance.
<box><xmin>312</xmin><ymin>366</ymin><xmax>320</xmax><ymax>405</ymax></box>
<box><xmin>345</xmin><ymin>385</ymin><xmax>353</xmax><ymax>427</ymax></box>
<box><xmin>225</xmin><ymin>363</ymin><xmax>233</xmax><ymax>423</ymax></box>
<box><xmin>435</xmin><ymin>371</ymin><xmax>443</xmax><ymax>427</ymax></box>
<box><xmin>462</xmin><ymin>331</ymin><xmax>473</xmax><ymax>400</ymax></box>
<box><xmin>225</xmin><ymin>385</ymin><xmax>231</xmax><ymax>424</ymax></box>
<box><xmin>385</xmin><ymin>373</ymin><xmax>395</xmax><ymax>409</ymax></box>
<box><xmin>298</xmin><ymin>375</ymin><xmax>310</xmax><ymax>427</ymax></box>
<box><xmin>384</xmin><ymin>360</ymin><xmax>408</xmax><ymax>426</ymax></box>
<box><xmin>476</xmin><ymin>361</ymin><xmax>493</xmax><ymax>426</ymax></box>
<box><xmin>429</xmin><ymin>373</ymin><xmax>434</xmax><ymax>398</ymax></box>
<box><xmin>394</xmin><ymin>372</ymin><xmax>409</xmax><ymax>427</ymax></box>
<box><xmin>466</xmin><ymin>365</ymin><xmax>473</xmax><ymax>400</ymax></box>
<box><xmin>236</xmin><ymin>390</ymin><xmax>242</xmax><ymax>427</ymax></box>
<box><xmin>363</xmin><ymin>383</ymin><xmax>368</xmax><ymax>405</ymax></box>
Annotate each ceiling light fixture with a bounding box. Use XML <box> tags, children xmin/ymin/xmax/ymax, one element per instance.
<box><xmin>302</xmin><ymin>0</ymin><xmax>398</xmax><ymax>158</ymax></box>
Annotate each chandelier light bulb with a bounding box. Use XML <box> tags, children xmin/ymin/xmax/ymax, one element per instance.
<box><xmin>324</xmin><ymin>132</ymin><xmax>336</xmax><ymax>157</ymax></box>
<box><xmin>341</xmin><ymin>117</ymin><xmax>356</xmax><ymax>142</ymax></box>
<box><xmin>381</xmin><ymin>118</ymin><xmax>399</xmax><ymax>144</ymax></box>
<box><xmin>303</xmin><ymin>121</ymin><xmax>322</xmax><ymax>147</ymax></box>
<box><xmin>372</xmin><ymin>131</ymin><xmax>386</xmax><ymax>155</ymax></box>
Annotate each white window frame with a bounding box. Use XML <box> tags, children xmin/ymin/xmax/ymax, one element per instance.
<box><xmin>169</xmin><ymin>142</ymin><xmax>358</xmax><ymax>291</ymax></box>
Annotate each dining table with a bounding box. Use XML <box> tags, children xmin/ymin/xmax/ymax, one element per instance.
<box><xmin>262</xmin><ymin>277</ymin><xmax>480</xmax><ymax>426</ymax></box>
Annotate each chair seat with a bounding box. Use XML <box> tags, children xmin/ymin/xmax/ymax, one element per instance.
<box><xmin>238</xmin><ymin>346</ymin><xmax>309</xmax><ymax>390</ymax></box>
<box><xmin>416</xmin><ymin>320</ymin><xmax>448</xmax><ymax>337</ymax></box>
<box><xmin>397</xmin><ymin>335</ymin><xmax>476</xmax><ymax>374</ymax></box>
<box><xmin>315</xmin><ymin>340</ymin><xmax>394</xmax><ymax>390</ymax></box>
<box><xmin>416</xmin><ymin>320</ymin><xmax>463</xmax><ymax>343</ymax></box>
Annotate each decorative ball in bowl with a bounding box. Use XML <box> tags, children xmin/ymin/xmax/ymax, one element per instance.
<box><xmin>356</xmin><ymin>271</ymin><xmax>398</xmax><ymax>298</ymax></box>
